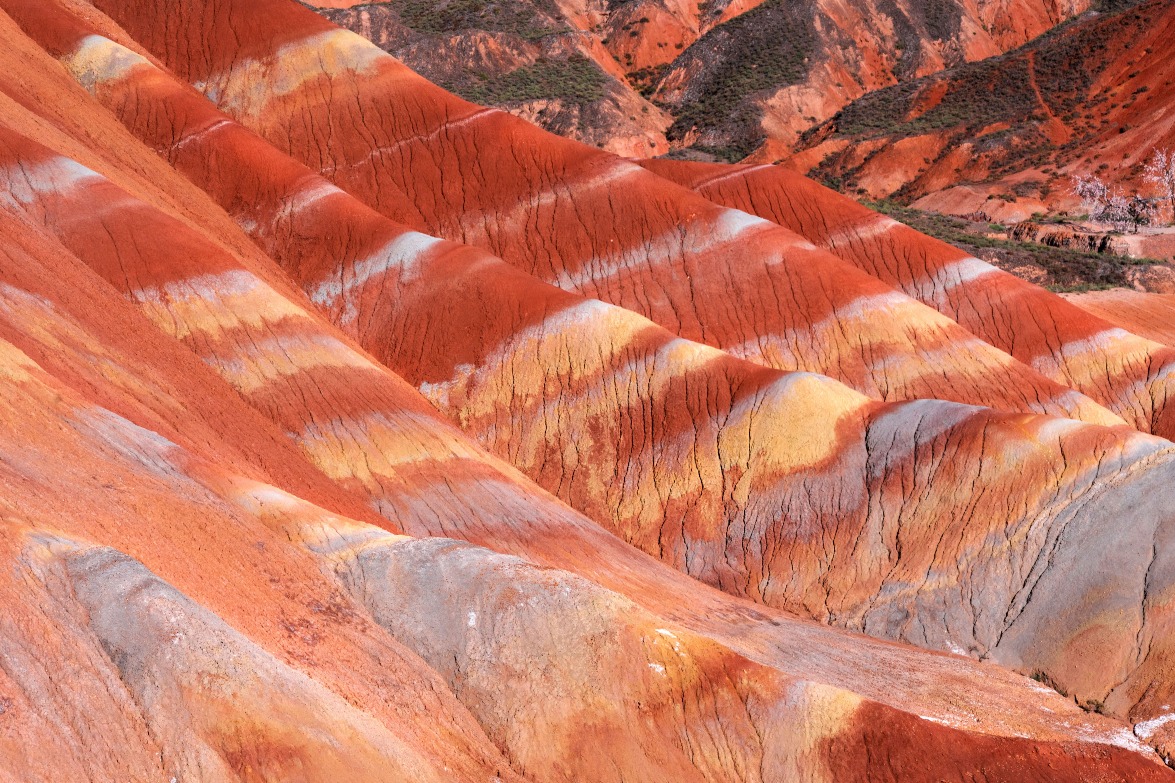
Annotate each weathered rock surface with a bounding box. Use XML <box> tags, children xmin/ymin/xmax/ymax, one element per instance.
<box><xmin>1</xmin><ymin>0</ymin><xmax>1175</xmax><ymax>779</ymax></box>
<box><xmin>641</xmin><ymin>157</ymin><xmax>1175</xmax><ymax>435</ymax></box>
<box><xmin>308</xmin><ymin>0</ymin><xmax>1091</xmax><ymax>161</ymax></box>
<box><xmin>795</xmin><ymin>0</ymin><xmax>1175</xmax><ymax>214</ymax></box>
<box><xmin>1064</xmin><ymin>289</ymin><xmax>1175</xmax><ymax>347</ymax></box>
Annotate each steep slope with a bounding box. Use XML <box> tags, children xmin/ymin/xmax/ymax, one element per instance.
<box><xmin>794</xmin><ymin>0</ymin><xmax>1175</xmax><ymax>215</ymax></box>
<box><xmin>7</xmin><ymin>9</ymin><xmax>1156</xmax><ymax>776</ymax></box>
<box><xmin>641</xmin><ymin>157</ymin><xmax>1175</xmax><ymax>435</ymax></box>
<box><xmin>655</xmin><ymin>0</ymin><xmax>1095</xmax><ymax>160</ymax></box>
<box><xmin>20</xmin><ymin>0</ymin><xmax>1175</xmax><ymax>757</ymax></box>
<box><xmin>96</xmin><ymin>0</ymin><xmax>1162</xmax><ymax>432</ymax></box>
<box><xmin>6</xmin><ymin>0</ymin><xmax>1175</xmax><ymax>778</ymax></box>
<box><xmin>309</xmin><ymin>0</ymin><xmax>673</xmax><ymax>156</ymax></box>
<box><xmin>1064</xmin><ymin>289</ymin><xmax>1175</xmax><ymax>348</ymax></box>
<box><xmin>310</xmin><ymin>0</ymin><xmax>1091</xmax><ymax>162</ymax></box>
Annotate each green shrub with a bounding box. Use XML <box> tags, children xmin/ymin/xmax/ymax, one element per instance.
<box><xmin>456</xmin><ymin>56</ymin><xmax>608</xmax><ymax>106</ymax></box>
<box><xmin>861</xmin><ymin>199</ymin><xmax>1160</xmax><ymax>293</ymax></box>
<box><xmin>393</xmin><ymin>0</ymin><xmax>565</xmax><ymax>38</ymax></box>
<box><xmin>664</xmin><ymin>0</ymin><xmax>816</xmax><ymax>158</ymax></box>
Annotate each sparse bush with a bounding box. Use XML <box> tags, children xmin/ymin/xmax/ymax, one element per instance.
<box><xmin>391</xmin><ymin>0</ymin><xmax>565</xmax><ymax>38</ymax></box>
<box><xmin>458</xmin><ymin>56</ymin><xmax>607</xmax><ymax>106</ymax></box>
<box><xmin>664</xmin><ymin>0</ymin><xmax>816</xmax><ymax>159</ymax></box>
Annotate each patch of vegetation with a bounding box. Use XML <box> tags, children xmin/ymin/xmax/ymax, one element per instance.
<box><xmin>1095</xmin><ymin>0</ymin><xmax>1146</xmax><ymax>12</ymax></box>
<box><xmin>627</xmin><ymin>64</ymin><xmax>669</xmax><ymax>98</ymax></box>
<box><xmin>659</xmin><ymin>147</ymin><xmax>723</xmax><ymax>163</ymax></box>
<box><xmin>803</xmin><ymin>0</ymin><xmax>1164</xmax><ymax>200</ymax></box>
<box><xmin>686</xmin><ymin>144</ymin><xmax>746</xmax><ymax>163</ymax></box>
<box><xmin>452</xmin><ymin>55</ymin><xmax>608</xmax><ymax>106</ymax></box>
<box><xmin>828</xmin><ymin>49</ymin><xmax>1050</xmax><ymax>141</ymax></box>
<box><xmin>815</xmin><ymin>0</ymin><xmax>1155</xmax><ymax>177</ymax></box>
<box><xmin>390</xmin><ymin>0</ymin><xmax>566</xmax><ymax>39</ymax></box>
<box><xmin>878</xmin><ymin>0</ymin><xmax>964</xmax><ymax>79</ymax></box>
<box><xmin>916</xmin><ymin>0</ymin><xmax>964</xmax><ymax>42</ymax></box>
<box><xmin>1080</xmin><ymin>698</ymin><xmax>1108</xmax><ymax>715</ymax></box>
<box><xmin>664</xmin><ymin>0</ymin><xmax>816</xmax><ymax>159</ymax></box>
<box><xmin>1031</xmin><ymin>212</ymin><xmax>1074</xmax><ymax>225</ymax></box>
<box><xmin>864</xmin><ymin>200</ymin><xmax>1158</xmax><ymax>292</ymax></box>
<box><xmin>696</xmin><ymin>0</ymin><xmax>723</xmax><ymax>21</ymax></box>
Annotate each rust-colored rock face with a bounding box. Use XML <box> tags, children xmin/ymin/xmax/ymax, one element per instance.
<box><xmin>639</xmin><ymin>157</ymin><xmax>1175</xmax><ymax>435</ymax></box>
<box><xmin>306</xmin><ymin>0</ymin><xmax>674</xmax><ymax>157</ymax></box>
<box><xmin>3</xmin><ymin>0</ymin><xmax>1175</xmax><ymax>780</ymax></box>
<box><xmin>1063</xmin><ymin>289</ymin><xmax>1175</xmax><ymax>348</ymax></box>
<box><xmin>796</xmin><ymin>0</ymin><xmax>1175</xmax><ymax>212</ymax></box>
<box><xmin>305</xmin><ymin>0</ymin><xmax>1090</xmax><ymax>162</ymax></box>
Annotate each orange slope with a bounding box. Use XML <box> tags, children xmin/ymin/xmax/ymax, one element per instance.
<box><xmin>641</xmin><ymin>157</ymin><xmax>1175</xmax><ymax>436</ymax></box>
<box><xmin>0</xmin><ymin>81</ymin><xmax>1155</xmax><ymax>783</ymax></box>
<box><xmin>786</xmin><ymin>0</ymin><xmax>1175</xmax><ymax>219</ymax></box>
<box><xmin>14</xmin><ymin>0</ymin><xmax>1175</xmax><ymax>755</ymax></box>
<box><xmin>81</xmin><ymin>0</ymin><xmax>1152</xmax><ymax>431</ymax></box>
<box><xmin>2</xmin><ymin>0</ymin><xmax>1175</xmax><ymax>778</ymax></box>
<box><xmin>1063</xmin><ymin>289</ymin><xmax>1175</xmax><ymax>351</ymax></box>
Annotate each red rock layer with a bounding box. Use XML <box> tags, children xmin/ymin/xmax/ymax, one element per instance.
<box><xmin>85</xmin><ymin>0</ymin><xmax>1150</xmax><ymax>436</ymax></box>
<box><xmin>641</xmin><ymin>157</ymin><xmax>1175</xmax><ymax>436</ymax></box>
<box><xmin>311</xmin><ymin>0</ymin><xmax>1092</xmax><ymax>162</ymax></box>
<box><xmin>1064</xmin><ymin>289</ymin><xmax>1175</xmax><ymax>349</ymax></box>
<box><xmin>12</xmin><ymin>0</ymin><xmax>1175</xmax><ymax>755</ymax></box>
<box><xmin>790</xmin><ymin>0</ymin><xmax>1175</xmax><ymax>216</ymax></box>
<box><xmin>2</xmin><ymin>0</ymin><xmax>1175</xmax><ymax>779</ymax></box>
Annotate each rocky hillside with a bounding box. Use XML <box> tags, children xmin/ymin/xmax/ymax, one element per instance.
<box><xmin>6</xmin><ymin>0</ymin><xmax>1175</xmax><ymax>779</ymax></box>
<box><xmin>309</xmin><ymin>0</ymin><xmax>674</xmax><ymax>156</ymax></box>
<box><xmin>794</xmin><ymin>0</ymin><xmax>1175</xmax><ymax>219</ymax></box>
<box><xmin>652</xmin><ymin>0</ymin><xmax>1093</xmax><ymax>160</ymax></box>
<box><xmin>307</xmin><ymin>0</ymin><xmax>1091</xmax><ymax>160</ymax></box>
